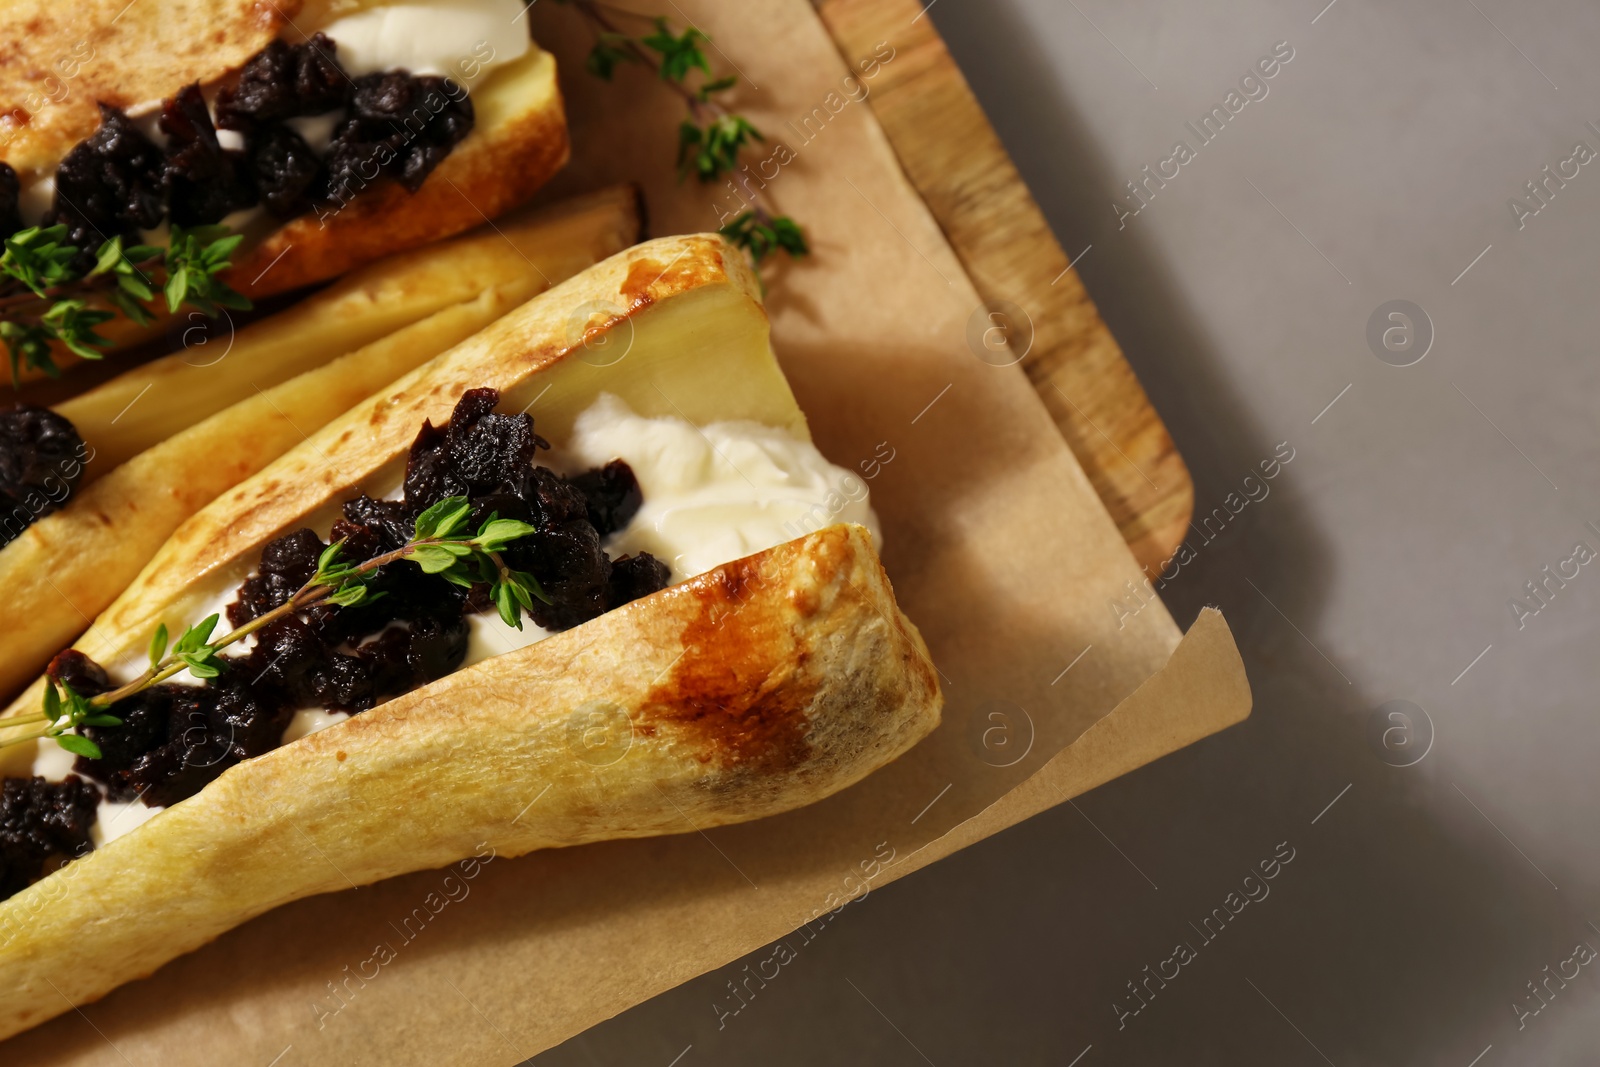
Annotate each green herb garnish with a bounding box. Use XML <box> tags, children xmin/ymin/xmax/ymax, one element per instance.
<box><xmin>555</xmin><ymin>0</ymin><xmax>809</xmax><ymax>268</ymax></box>
<box><xmin>0</xmin><ymin>496</ymin><xmax>545</xmax><ymax>756</ymax></box>
<box><xmin>0</xmin><ymin>223</ymin><xmax>251</xmax><ymax>381</ymax></box>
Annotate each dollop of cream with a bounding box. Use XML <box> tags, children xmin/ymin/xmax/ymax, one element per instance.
<box><xmin>30</xmin><ymin>736</ymin><xmax>77</xmax><ymax>782</ymax></box>
<box><xmin>565</xmin><ymin>393</ymin><xmax>880</xmax><ymax>582</ymax></box>
<box><xmin>92</xmin><ymin>798</ymin><xmax>162</xmax><ymax>846</ymax></box>
<box><xmin>16</xmin><ymin>177</ymin><xmax>55</xmax><ymax>229</ymax></box>
<box><xmin>284</xmin><ymin>112</ymin><xmax>342</xmax><ymax>154</ymax></box>
<box><xmin>463</xmin><ymin>611</ymin><xmax>553</xmax><ymax>668</ymax></box>
<box><xmin>282</xmin><ymin>709</ymin><xmax>351</xmax><ymax>744</ymax></box>
<box><xmin>319</xmin><ymin>0</ymin><xmax>531</xmax><ymax>79</ymax></box>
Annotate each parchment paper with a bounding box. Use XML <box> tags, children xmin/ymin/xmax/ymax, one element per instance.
<box><xmin>0</xmin><ymin>1</ymin><xmax>1250</xmax><ymax>1062</ymax></box>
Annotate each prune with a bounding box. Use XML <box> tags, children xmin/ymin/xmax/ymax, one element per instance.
<box><xmin>0</xmin><ymin>776</ymin><xmax>99</xmax><ymax>899</ymax></box>
<box><xmin>76</xmin><ymin>679</ymin><xmax>288</xmax><ymax>808</ymax></box>
<box><xmin>47</xmin><ymin>648</ymin><xmax>111</xmax><ymax>697</ymax></box>
<box><xmin>248</xmin><ymin>124</ymin><xmax>325</xmax><ymax>219</ymax></box>
<box><xmin>162</xmin><ymin>83</ymin><xmax>257</xmax><ymax>226</ymax></box>
<box><xmin>215</xmin><ymin>33</ymin><xmax>349</xmax><ymax>131</ymax></box>
<box><xmin>327</xmin><ymin>517</ymin><xmax>382</xmax><ymax>565</ymax></box>
<box><xmin>608</xmin><ymin>554</ymin><xmax>671</xmax><ymax>608</ymax></box>
<box><xmin>341</xmin><ymin>494</ymin><xmax>414</xmax><ymax>553</ymax></box>
<box><xmin>0</xmin><ymin>161</ymin><xmax>20</xmax><ymax>236</ymax></box>
<box><xmin>509</xmin><ymin>520</ymin><xmax>613</xmax><ymax>631</ymax></box>
<box><xmin>46</xmin><ymin>104</ymin><xmax>165</xmax><ymax>259</ymax></box>
<box><xmin>357</xmin><ymin>613</ymin><xmax>469</xmax><ymax>702</ymax></box>
<box><xmin>34</xmin><ymin>27</ymin><xmax>478</xmax><ymax>252</ymax></box>
<box><xmin>0</xmin><ymin>404</ymin><xmax>88</xmax><ymax>549</ymax></box>
<box><xmin>524</xmin><ymin>465</ymin><xmax>590</xmax><ymax>525</ymax></box>
<box><xmin>571</xmin><ymin>460</ymin><xmax>644</xmax><ymax>535</ymax></box>
<box><xmin>401</xmin><ymin>387</ymin><xmax>546</xmax><ymax>507</ymax></box>
<box><xmin>117</xmin><ymin>685</ymin><xmax>236</xmax><ymax>808</ymax></box>
<box><xmin>212</xmin><ymin>678</ymin><xmax>296</xmax><ymax>761</ymax></box>
<box><xmin>75</xmin><ymin>686</ymin><xmax>171</xmax><ymax>791</ymax></box>
<box><xmin>228</xmin><ymin>527</ymin><xmax>327</xmax><ymax>626</ymax></box>
<box><xmin>325</xmin><ymin>72</ymin><xmax>473</xmax><ymax>198</ymax></box>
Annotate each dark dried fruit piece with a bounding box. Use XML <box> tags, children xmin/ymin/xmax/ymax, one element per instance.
<box><xmin>571</xmin><ymin>459</ymin><xmax>644</xmax><ymax>536</ymax></box>
<box><xmin>0</xmin><ymin>404</ymin><xmax>87</xmax><ymax>549</ymax></box>
<box><xmin>47</xmin><ymin>104</ymin><xmax>166</xmax><ymax>258</ymax></box>
<box><xmin>162</xmin><ymin>83</ymin><xmax>258</xmax><ymax>226</ymax></box>
<box><xmin>247</xmin><ymin>124</ymin><xmax>324</xmax><ymax>218</ymax></box>
<box><xmin>46</xmin><ymin>648</ymin><xmax>112</xmax><ymax>697</ymax></box>
<box><xmin>228</xmin><ymin>527</ymin><xmax>328</xmax><ymax>627</ymax></box>
<box><xmin>215</xmin><ymin>33</ymin><xmax>349</xmax><ymax>131</ymax></box>
<box><xmin>608</xmin><ymin>553</ymin><xmax>671</xmax><ymax>609</ymax></box>
<box><xmin>325</xmin><ymin>72</ymin><xmax>473</xmax><ymax>199</ymax></box>
<box><xmin>0</xmin><ymin>776</ymin><xmax>99</xmax><ymax>899</ymax></box>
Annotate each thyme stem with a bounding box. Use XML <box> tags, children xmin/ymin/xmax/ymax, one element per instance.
<box><xmin>13</xmin><ymin>495</ymin><xmax>542</xmax><ymax>758</ymax></box>
<box><xmin>88</xmin><ymin>537</ymin><xmax>451</xmax><ymax>708</ymax></box>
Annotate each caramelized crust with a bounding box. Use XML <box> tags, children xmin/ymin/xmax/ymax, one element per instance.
<box><xmin>0</xmin><ymin>1</ymin><xmax>299</xmax><ymax>178</ymax></box>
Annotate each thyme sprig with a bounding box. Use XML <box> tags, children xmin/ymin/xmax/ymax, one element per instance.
<box><xmin>0</xmin><ymin>495</ymin><xmax>547</xmax><ymax>758</ymax></box>
<box><xmin>0</xmin><ymin>223</ymin><xmax>251</xmax><ymax>381</ymax></box>
<box><xmin>556</xmin><ymin>0</ymin><xmax>809</xmax><ymax>267</ymax></box>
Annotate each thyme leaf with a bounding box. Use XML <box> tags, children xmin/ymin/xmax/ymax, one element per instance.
<box><xmin>6</xmin><ymin>496</ymin><xmax>547</xmax><ymax>757</ymax></box>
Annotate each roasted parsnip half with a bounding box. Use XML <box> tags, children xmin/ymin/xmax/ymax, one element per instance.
<box><xmin>0</xmin><ymin>234</ymin><xmax>940</xmax><ymax>1038</ymax></box>
<box><xmin>2</xmin><ymin>0</ymin><xmax>570</xmax><ymax>383</ymax></box>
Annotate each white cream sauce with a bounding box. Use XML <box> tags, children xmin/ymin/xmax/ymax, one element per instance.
<box><xmin>566</xmin><ymin>394</ymin><xmax>880</xmax><ymax>582</ymax></box>
<box><xmin>284</xmin><ymin>112</ymin><xmax>342</xmax><ymax>155</ymax></box>
<box><xmin>318</xmin><ymin>0</ymin><xmax>531</xmax><ymax>79</ymax></box>
<box><xmin>15</xmin><ymin>176</ymin><xmax>55</xmax><ymax>228</ymax></box>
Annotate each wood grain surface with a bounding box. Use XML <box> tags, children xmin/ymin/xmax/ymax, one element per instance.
<box><xmin>815</xmin><ymin>0</ymin><xmax>1192</xmax><ymax>572</ymax></box>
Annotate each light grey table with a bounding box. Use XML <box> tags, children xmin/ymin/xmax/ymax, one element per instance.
<box><xmin>535</xmin><ymin>1</ymin><xmax>1600</xmax><ymax>1062</ymax></box>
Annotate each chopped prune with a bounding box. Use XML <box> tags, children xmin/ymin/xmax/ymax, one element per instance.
<box><xmin>215</xmin><ymin>33</ymin><xmax>349</xmax><ymax>131</ymax></box>
<box><xmin>325</xmin><ymin>72</ymin><xmax>473</xmax><ymax>198</ymax></box>
<box><xmin>247</xmin><ymin>124</ymin><xmax>325</xmax><ymax>218</ymax></box>
<box><xmin>341</xmin><ymin>494</ymin><xmax>414</xmax><ymax>554</ymax></box>
<box><xmin>162</xmin><ymin>83</ymin><xmax>258</xmax><ymax>226</ymax></box>
<box><xmin>212</xmin><ymin>678</ymin><xmax>296</xmax><ymax>762</ymax></box>
<box><xmin>75</xmin><ymin>685</ymin><xmax>171</xmax><ymax>789</ymax></box>
<box><xmin>0</xmin><ymin>776</ymin><xmax>99</xmax><ymax>899</ymax></box>
<box><xmin>74</xmin><ymin>678</ymin><xmax>294</xmax><ymax>807</ymax></box>
<box><xmin>239</xmin><ymin>557</ymin><xmax>469</xmax><ymax>713</ymax></box>
<box><xmin>46</xmin><ymin>104</ymin><xmax>165</xmax><ymax>260</ymax></box>
<box><xmin>0</xmin><ymin>404</ymin><xmax>88</xmax><ymax>549</ymax></box>
<box><xmin>509</xmin><ymin>519</ymin><xmax>613</xmax><ymax>631</ymax></box>
<box><xmin>571</xmin><ymin>460</ymin><xmax>644</xmax><ymax>536</ymax></box>
<box><xmin>0</xmin><ymin>161</ymin><xmax>21</xmax><ymax>236</ymax></box>
<box><xmin>47</xmin><ymin>648</ymin><xmax>112</xmax><ymax>698</ymax></box>
<box><xmin>609</xmin><ymin>554</ymin><xmax>672</xmax><ymax>608</ymax></box>
<box><xmin>401</xmin><ymin>387</ymin><xmax>548</xmax><ymax>507</ymax></box>
<box><xmin>357</xmin><ymin>613</ymin><xmax>470</xmax><ymax>701</ymax></box>
<box><xmin>116</xmin><ymin>683</ymin><xmax>236</xmax><ymax>807</ymax></box>
<box><xmin>228</xmin><ymin>527</ymin><xmax>326</xmax><ymax>627</ymax></box>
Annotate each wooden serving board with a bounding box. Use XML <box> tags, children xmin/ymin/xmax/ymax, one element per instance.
<box><xmin>815</xmin><ymin>0</ymin><xmax>1192</xmax><ymax>573</ymax></box>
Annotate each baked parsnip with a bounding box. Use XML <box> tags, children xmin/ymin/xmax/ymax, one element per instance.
<box><xmin>0</xmin><ymin>234</ymin><xmax>940</xmax><ymax>1038</ymax></box>
<box><xmin>1</xmin><ymin>0</ymin><xmax>570</xmax><ymax>383</ymax></box>
<box><xmin>0</xmin><ymin>187</ymin><xmax>641</xmax><ymax>704</ymax></box>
